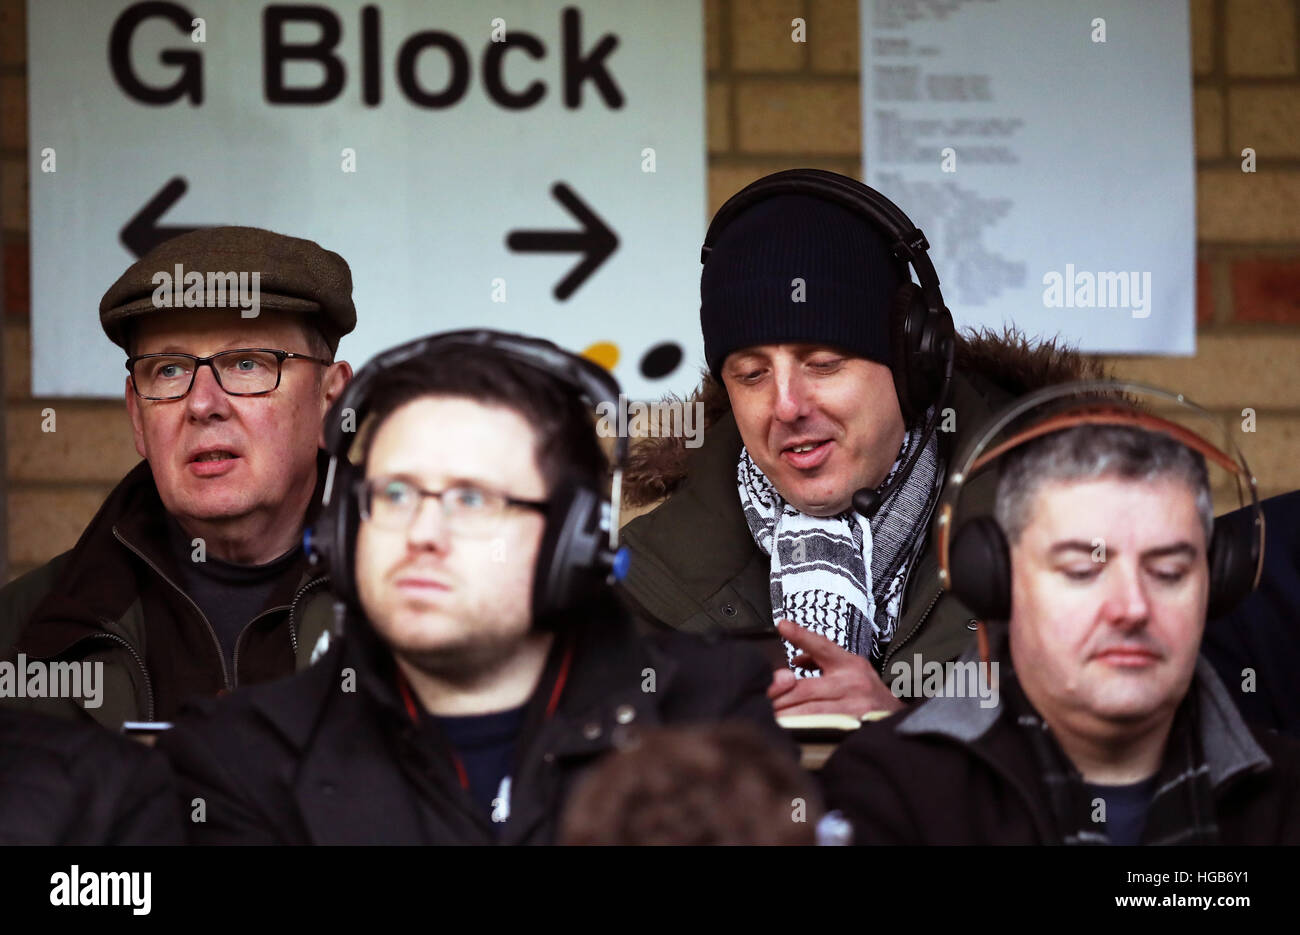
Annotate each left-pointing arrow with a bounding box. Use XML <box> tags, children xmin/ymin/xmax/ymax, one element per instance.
<box><xmin>120</xmin><ymin>177</ymin><xmax>210</xmax><ymax>259</ymax></box>
<box><xmin>506</xmin><ymin>182</ymin><xmax>619</xmax><ymax>301</ymax></box>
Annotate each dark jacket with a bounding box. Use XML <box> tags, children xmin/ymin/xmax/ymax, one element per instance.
<box><xmin>819</xmin><ymin>649</ymin><xmax>1300</xmax><ymax>845</ymax></box>
<box><xmin>157</xmin><ymin>601</ymin><xmax>789</xmax><ymax>845</ymax></box>
<box><xmin>0</xmin><ymin>708</ymin><xmax>183</xmax><ymax>844</ymax></box>
<box><xmin>1203</xmin><ymin>490</ymin><xmax>1300</xmax><ymax>739</ymax></box>
<box><xmin>617</xmin><ymin>330</ymin><xmax>1103</xmax><ymax>679</ymax></box>
<box><xmin>0</xmin><ymin>458</ymin><xmax>336</xmax><ymax>729</ymax></box>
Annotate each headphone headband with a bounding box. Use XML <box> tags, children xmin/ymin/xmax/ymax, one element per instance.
<box><xmin>325</xmin><ymin>329</ymin><xmax>626</xmax><ymax>465</ymax></box>
<box><xmin>936</xmin><ymin>380</ymin><xmax>1266</xmax><ymax>601</ymax></box>
<box><xmin>971</xmin><ymin>406</ymin><xmax>1244</xmax><ymax>478</ymax></box>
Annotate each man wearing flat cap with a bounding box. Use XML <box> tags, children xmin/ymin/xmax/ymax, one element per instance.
<box><xmin>0</xmin><ymin>227</ymin><xmax>354</xmax><ymax>729</ymax></box>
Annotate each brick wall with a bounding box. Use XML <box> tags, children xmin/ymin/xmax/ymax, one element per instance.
<box><xmin>1102</xmin><ymin>0</ymin><xmax>1300</xmax><ymax>506</ymax></box>
<box><xmin>3</xmin><ymin>0</ymin><xmax>1299</xmax><ymax>579</ymax></box>
<box><xmin>2</xmin><ymin>0</ymin><xmax>140</xmax><ymax>581</ymax></box>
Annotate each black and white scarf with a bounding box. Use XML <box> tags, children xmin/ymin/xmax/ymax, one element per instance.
<box><xmin>737</xmin><ymin>413</ymin><xmax>942</xmax><ymax>677</ymax></box>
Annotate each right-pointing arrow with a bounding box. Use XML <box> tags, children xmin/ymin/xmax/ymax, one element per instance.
<box><xmin>506</xmin><ymin>183</ymin><xmax>619</xmax><ymax>301</ymax></box>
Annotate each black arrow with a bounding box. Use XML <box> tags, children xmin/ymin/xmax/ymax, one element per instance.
<box><xmin>506</xmin><ymin>183</ymin><xmax>618</xmax><ymax>300</ymax></box>
<box><xmin>120</xmin><ymin>177</ymin><xmax>209</xmax><ymax>259</ymax></box>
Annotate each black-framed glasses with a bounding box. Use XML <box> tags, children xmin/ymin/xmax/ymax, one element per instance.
<box><xmin>357</xmin><ymin>476</ymin><xmax>548</xmax><ymax>538</ymax></box>
<box><xmin>126</xmin><ymin>348</ymin><xmax>332</xmax><ymax>400</ymax></box>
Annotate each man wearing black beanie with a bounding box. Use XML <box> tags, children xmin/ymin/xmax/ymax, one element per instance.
<box><xmin>617</xmin><ymin>169</ymin><xmax>1101</xmax><ymax>721</ymax></box>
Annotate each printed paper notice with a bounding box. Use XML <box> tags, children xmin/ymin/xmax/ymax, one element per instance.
<box><xmin>861</xmin><ymin>0</ymin><xmax>1194</xmax><ymax>353</ymax></box>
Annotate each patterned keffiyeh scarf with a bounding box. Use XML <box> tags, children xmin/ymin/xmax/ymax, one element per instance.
<box><xmin>737</xmin><ymin>413</ymin><xmax>942</xmax><ymax>677</ymax></box>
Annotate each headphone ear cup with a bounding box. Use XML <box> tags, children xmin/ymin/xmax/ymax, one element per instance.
<box><xmin>315</xmin><ymin>459</ymin><xmax>361</xmax><ymax>611</ymax></box>
<box><xmin>1206</xmin><ymin>510</ymin><xmax>1257</xmax><ymax>619</ymax></box>
<box><xmin>533</xmin><ymin>480</ymin><xmax>607</xmax><ymax>626</ymax></box>
<box><xmin>890</xmin><ymin>282</ymin><xmax>924</xmax><ymax>424</ymax></box>
<box><xmin>890</xmin><ymin>281</ymin><xmax>955</xmax><ymax>426</ymax></box>
<box><xmin>949</xmin><ymin>516</ymin><xmax>1012</xmax><ymax>622</ymax></box>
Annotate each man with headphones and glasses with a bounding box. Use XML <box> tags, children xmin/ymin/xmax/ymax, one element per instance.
<box><xmin>158</xmin><ymin>330</ymin><xmax>786</xmax><ymax>844</ymax></box>
<box><xmin>820</xmin><ymin>383</ymin><xmax>1300</xmax><ymax>845</ymax></box>
<box><xmin>619</xmin><ymin>169</ymin><xmax>1102</xmax><ymax>721</ymax></box>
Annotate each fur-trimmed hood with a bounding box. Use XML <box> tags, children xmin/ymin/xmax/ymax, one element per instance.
<box><xmin>622</xmin><ymin>327</ymin><xmax>1108</xmax><ymax>507</ymax></box>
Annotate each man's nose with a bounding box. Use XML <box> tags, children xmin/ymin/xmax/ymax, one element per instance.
<box><xmin>1099</xmin><ymin>560</ymin><xmax>1150</xmax><ymax>630</ymax></box>
<box><xmin>406</xmin><ymin>496</ymin><xmax>451</xmax><ymax>552</ymax></box>
<box><xmin>772</xmin><ymin>368</ymin><xmax>812</xmax><ymax>423</ymax></box>
<box><xmin>185</xmin><ymin>363</ymin><xmax>233</xmax><ymax>419</ymax></box>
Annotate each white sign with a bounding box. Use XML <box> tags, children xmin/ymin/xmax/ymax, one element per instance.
<box><xmin>27</xmin><ymin>0</ymin><xmax>706</xmax><ymax>397</ymax></box>
<box><xmin>861</xmin><ymin>0</ymin><xmax>1195</xmax><ymax>353</ymax></box>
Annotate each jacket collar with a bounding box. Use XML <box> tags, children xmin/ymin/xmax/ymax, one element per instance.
<box><xmin>250</xmin><ymin>599</ymin><xmax>677</xmax><ymax>757</ymax></box>
<box><xmin>894</xmin><ymin>642</ymin><xmax>1272</xmax><ymax>792</ymax></box>
<box><xmin>19</xmin><ymin>460</ymin><xmax>164</xmax><ymax>656</ymax></box>
<box><xmin>241</xmin><ymin>641</ymin><xmax>433</xmax><ymax>845</ymax></box>
<box><xmin>540</xmin><ymin>608</ymin><xmax>678</xmax><ymax>758</ymax></box>
<box><xmin>115</xmin><ymin>449</ymin><xmax>330</xmax><ymax>590</ymax></box>
<box><xmin>19</xmin><ymin>451</ymin><xmax>330</xmax><ymax>659</ymax></box>
<box><xmin>243</xmin><ymin>601</ymin><xmax>675</xmax><ymax>844</ymax></box>
<box><xmin>1194</xmin><ymin>654</ymin><xmax>1274</xmax><ymax>787</ymax></box>
<box><xmin>638</xmin><ymin>407</ymin><xmax>750</xmax><ymax>572</ymax></box>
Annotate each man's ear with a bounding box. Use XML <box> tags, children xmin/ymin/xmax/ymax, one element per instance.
<box><xmin>318</xmin><ymin>360</ymin><xmax>353</xmax><ymax>448</ymax></box>
<box><xmin>125</xmin><ymin>376</ymin><xmax>147</xmax><ymax>459</ymax></box>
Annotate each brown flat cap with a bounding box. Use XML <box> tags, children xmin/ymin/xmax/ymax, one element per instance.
<box><xmin>100</xmin><ymin>226</ymin><xmax>357</xmax><ymax>353</ymax></box>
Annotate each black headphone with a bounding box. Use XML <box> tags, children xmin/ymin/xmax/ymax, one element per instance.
<box><xmin>701</xmin><ymin>168</ymin><xmax>957</xmax><ymax>518</ymax></box>
<box><xmin>936</xmin><ymin>382</ymin><xmax>1266</xmax><ymax>644</ymax></box>
<box><xmin>307</xmin><ymin>329</ymin><xmax>630</xmax><ymax>628</ymax></box>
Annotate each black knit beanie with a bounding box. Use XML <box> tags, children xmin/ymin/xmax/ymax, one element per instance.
<box><xmin>701</xmin><ymin>193</ymin><xmax>903</xmax><ymax>380</ymax></box>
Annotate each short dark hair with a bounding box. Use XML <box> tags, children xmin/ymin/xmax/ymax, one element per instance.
<box><xmin>301</xmin><ymin>324</ymin><xmax>333</xmax><ymax>363</ymax></box>
<box><xmin>558</xmin><ymin>723</ymin><xmax>820</xmax><ymax>845</ymax></box>
<box><xmin>358</xmin><ymin>344</ymin><xmax>608</xmax><ymax>495</ymax></box>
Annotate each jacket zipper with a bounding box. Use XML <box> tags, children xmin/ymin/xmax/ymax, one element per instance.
<box><xmin>879</xmin><ymin>587</ymin><xmax>943</xmax><ymax>675</ymax></box>
<box><xmin>61</xmin><ymin>630</ymin><xmax>157</xmax><ymax>722</ymax></box>
<box><xmin>228</xmin><ymin>575</ymin><xmax>330</xmax><ymax>681</ymax></box>
<box><xmin>285</xmin><ymin>575</ymin><xmax>330</xmax><ymax>659</ymax></box>
<box><xmin>112</xmin><ymin>528</ymin><xmax>231</xmax><ymax>691</ymax></box>
<box><xmin>100</xmin><ymin>631</ymin><xmax>156</xmax><ymax>722</ymax></box>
